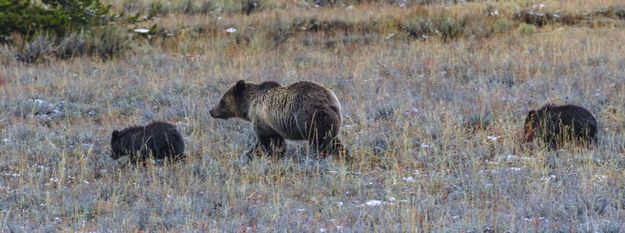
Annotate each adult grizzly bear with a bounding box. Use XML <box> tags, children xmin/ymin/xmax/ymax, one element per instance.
<box><xmin>110</xmin><ymin>121</ymin><xmax>185</xmax><ymax>165</ymax></box>
<box><xmin>210</xmin><ymin>80</ymin><xmax>348</xmax><ymax>160</ymax></box>
<box><xmin>523</xmin><ymin>104</ymin><xmax>597</xmax><ymax>148</ymax></box>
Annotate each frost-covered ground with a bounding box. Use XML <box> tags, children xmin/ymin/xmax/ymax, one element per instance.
<box><xmin>2</xmin><ymin>6</ymin><xmax>625</xmax><ymax>232</ymax></box>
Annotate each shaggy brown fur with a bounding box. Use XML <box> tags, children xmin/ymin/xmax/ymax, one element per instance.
<box><xmin>523</xmin><ymin>104</ymin><xmax>598</xmax><ymax>148</ymax></box>
<box><xmin>210</xmin><ymin>80</ymin><xmax>348</xmax><ymax>159</ymax></box>
<box><xmin>110</xmin><ymin>121</ymin><xmax>185</xmax><ymax>164</ymax></box>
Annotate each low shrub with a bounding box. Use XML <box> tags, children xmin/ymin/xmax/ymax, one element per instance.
<box><xmin>401</xmin><ymin>17</ymin><xmax>434</xmax><ymax>40</ymax></box>
<box><xmin>519</xmin><ymin>23</ymin><xmax>536</xmax><ymax>35</ymax></box>
<box><xmin>0</xmin><ymin>0</ymin><xmax>112</xmax><ymax>42</ymax></box>
<box><xmin>1</xmin><ymin>0</ymin><xmax>128</xmax><ymax>62</ymax></box>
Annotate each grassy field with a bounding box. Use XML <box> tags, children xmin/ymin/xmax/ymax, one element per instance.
<box><xmin>2</xmin><ymin>0</ymin><xmax>625</xmax><ymax>232</ymax></box>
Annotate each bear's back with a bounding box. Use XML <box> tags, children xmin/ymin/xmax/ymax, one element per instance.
<box><xmin>286</xmin><ymin>81</ymin><xmax>340</xmax><ymax>107</ymax></box>
<box><xmin>251</xmin><ymin>81</ymin><xmax>342</xmax><ymax>140</ymax></box>
<box><xmin>118</xmin><ymin>121</ymin><xmax>184</xmax><ymax>161</ymax></box>
<box><xmin>533</xmin><ymin>104</ymin><xmax>598</xmax><ymax>146</ymax></box>
<box><xmin>539</xmin><ymin>104</ymin><xmax>596</xmax><ymax>127</ymax></box>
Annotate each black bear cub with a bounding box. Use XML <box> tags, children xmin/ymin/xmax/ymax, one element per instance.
<box><xmin>523</xmin><ymin>104</ymin><xmax>598</xmax><ymax>148</ymax></box>
<box><xmin>110</xmin><ymin>121</ymin><xmax>185</xmax><ymax>165</ymax></box>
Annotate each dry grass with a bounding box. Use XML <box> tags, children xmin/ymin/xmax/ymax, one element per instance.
<box><xmin>2</xmin><ymin>0</ymin><xmax>625</xmax><ymax>232</ymax></box>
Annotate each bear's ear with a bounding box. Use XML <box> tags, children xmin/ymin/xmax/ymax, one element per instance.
<box><xmin>527</xmin><ymin>110</ymin><xmax>537</xmax><ymax>120</ymax></box>
<box><xmin>112</xmin><ymin>130</ymin><xmax>120</xmax><ymax>139</ymax></box>
<box><xmin>234</xmin><ymin>80</ymin><xmax>246</xmax><ymax>92</ymax></box>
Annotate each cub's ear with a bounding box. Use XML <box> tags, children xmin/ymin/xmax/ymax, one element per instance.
<box><xmin>527</xmin><ymin>110</ymin><xmax>537</xmax><ymax>119</ymax></box>
<box><xmin>235</xmin><ymin>80</ymin><xmax>246</xmax><ymax>92</ymax></box>
<box><xmin>112</xmin><ymin>130</ymin><xmax>120</xmax><ymax>138</ymax></box>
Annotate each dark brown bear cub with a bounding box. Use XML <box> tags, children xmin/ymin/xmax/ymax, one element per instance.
<box><xmin>110</xmin><ymin>121</ymin><xmax>185</xmax><ymax>164</ymax></box>
<box><xmin>523</xmin><ymin>104</ymin><xmax>597</xmax><ymax>148</ymax></box>
<box><xmin>210</xmin><ymin>80</ymin><xmax>348</xmax><ymax>159</ymax></box>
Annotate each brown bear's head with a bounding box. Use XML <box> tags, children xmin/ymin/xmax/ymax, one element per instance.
<box><xmin>210</xmin><ymin>80</ymin><xmax>248</xmax><ymax>120</ymax></box>
<box><xmin>523</xmin><ymin>110</ymin><xmax>539</xmax><ymax>142</ymax></box>
<box><xmin>110</xmin><ymin>130</ymin><xmax>126</xmax><ymax>160</ymax></box>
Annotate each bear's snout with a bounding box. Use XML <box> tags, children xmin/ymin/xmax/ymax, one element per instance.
<box><xmin>209</xmin><ymin>106</ymin><xmax>224</xmax><ymax>119</ymax></box>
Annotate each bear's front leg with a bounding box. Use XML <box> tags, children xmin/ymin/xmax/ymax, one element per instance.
<box><xmin>247</xmin><ymin>121</ymin><xmax>286</xmax><ymax>159</ymax></box>
<box><xmin>245</xmin><ymin>143</ymin><xmax>264</xmax><ymax>159</ymax></box>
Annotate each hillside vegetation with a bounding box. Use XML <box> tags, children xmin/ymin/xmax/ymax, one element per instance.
<box><xmin>1</xmin><ymin>0</ymin><xmax>625</xmax><ymax>231</ymax></box>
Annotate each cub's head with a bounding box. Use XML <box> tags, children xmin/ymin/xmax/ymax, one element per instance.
<box><xmin>210</xmin><ymin>80</ymin><xmax>248</xmax><ymax>120</ymax></box>
<box><xmin>110</xmin><ymin>130</ymin><xmax>126</xmax><ymax>160</ymax></box>
<box><xmin>523</xmin><ymin>110</ymin><xmax>539</xmax><ymax>142</ymax></box>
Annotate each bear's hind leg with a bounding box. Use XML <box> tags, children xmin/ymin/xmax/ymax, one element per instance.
<box><xmin>307</xmin><ymin>109</ymin><xmax>349</xmax><ymax>160</ymax></box>
<box><xmin>310</xmin><ymin>136</ymin><xmax>350</xmax><ymax>161</ymax></box>
<box><xmin>330</xmin><ymin>138</ymin><xmax>350</xmax><ymax>161</ymax></box>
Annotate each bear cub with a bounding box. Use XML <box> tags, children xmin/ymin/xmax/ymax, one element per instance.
<box><xmin>523</xmin><ymin>104</ymin><xmax>597</xmax><ymax>148</ymax></box>
<box><xmin>210</xmin><ymin>80</ymin><xmax>348</xmax><ymax>160</ymax></box>
<box><xmin>110</xmin><ymin>121</ymin><xmax>185</xmax><ymax>164</ymax></box>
